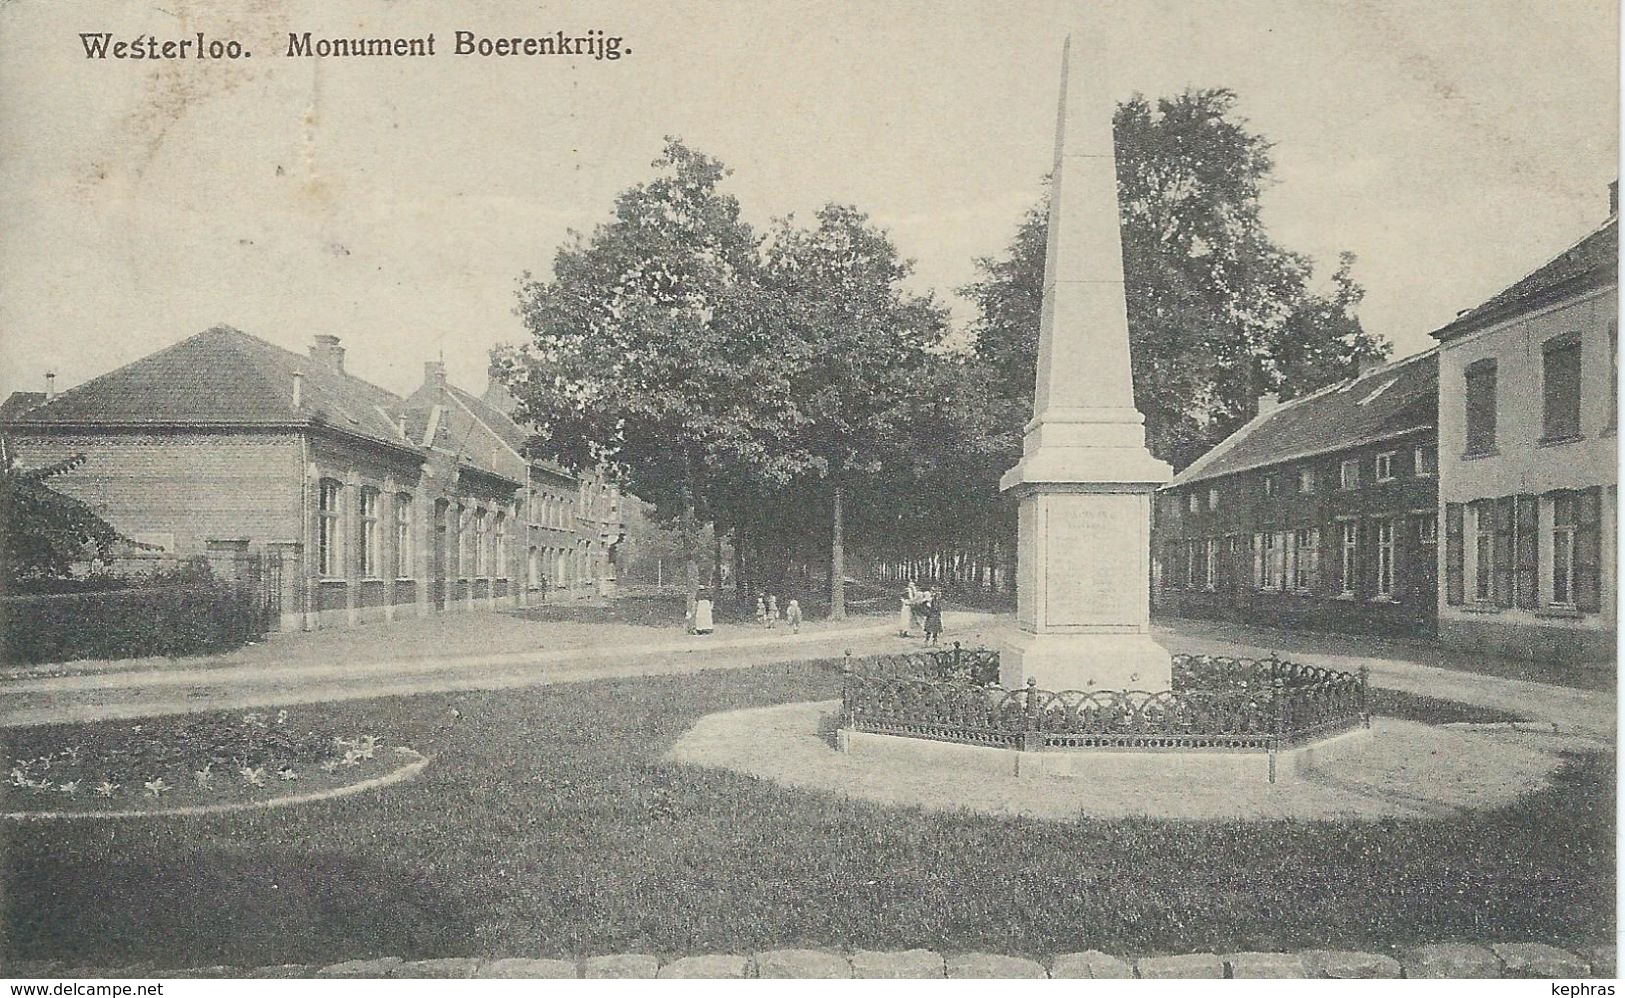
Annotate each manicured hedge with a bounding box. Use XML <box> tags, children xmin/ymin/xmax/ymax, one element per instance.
<box><xmin>1</xmin><ymin>581</ymin><xmax>266</xmax><ymax>665</ymax></box>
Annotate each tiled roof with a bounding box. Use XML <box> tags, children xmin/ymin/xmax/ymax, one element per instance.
<box><xmin>1433</xmin><ymin>217</ymin><xmax>1618</xmax><ymax>342</ymax></box>
<box><xmin>0</xmin><ymin>392</ymin><xmax>45</xmax><ymax>423</ymax></box>
<box><xmin>1167</xmin><ymin>349</ymin><xmax>1438</xmax><ymax>488</ymax></box>
<box><xmin>1</xmin><ymin>325</ymin><xmax>415</xmax><ymax>453</ymax></box>
<box><xmin>448</xmin><ymin>384</ymin><xmax>530</xmax><ymax>455</ymax></box>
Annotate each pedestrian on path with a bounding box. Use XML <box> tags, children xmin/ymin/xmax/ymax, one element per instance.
<box><xmin>767</xmin><ymin>594</ymin><xmax>779</xmax><ymax>628</ymax></box>
<box><xmin>786</xmin><ymin>599</ymin><xmax>802</xmax><ymax>634</ymax></box>
<box><xmin>756</xmin><ymin>596</ymin><xmax>768</xmax><ymax>628</ymax></box>
<box><xmin>923</xmin><ymin>592</ymin><xmax>943</xmax><ymax>646</ymax></box>
<box><xmin>693</xmin><ymin>590</ymin><xmax>714</xmax><ymax>635</ymax></box>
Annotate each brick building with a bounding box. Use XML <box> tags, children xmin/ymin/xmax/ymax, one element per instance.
<box><xmin>1</xmin><ymin>325</ymin><xmax>621</xmax><ymax>630</ymax></box>
<box><xmin>1433</xmin><ymin>208</ymin><xmax>1617</xmax><ymax>665</ymax></box>
<box><xmin>1152</xmin><ymin>349</ymin><xmax>1440</xmax><ymax>637</ymax></box>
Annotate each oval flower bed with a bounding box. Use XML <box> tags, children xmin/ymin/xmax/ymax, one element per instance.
<box><xmin>2</xmin><ymin>709</ymin><xmax>425</xmax><ymax>818</ymax></box>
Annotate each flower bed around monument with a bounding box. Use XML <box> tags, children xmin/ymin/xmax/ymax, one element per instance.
<box><xmin>840</xmin><ymin>649</ymin><xmax>1369</xmax><ymax>755</ymax></box>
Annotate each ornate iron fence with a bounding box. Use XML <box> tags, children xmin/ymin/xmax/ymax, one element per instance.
<box><xmin>845</xmin><ymin>643</ymin><xmax>1002</xmax><ymax>686</ymax></box>
<box><xmin>841</xmin><ymin>649</ymin><xmax>1369</xmax><ymax>777</ymax></box>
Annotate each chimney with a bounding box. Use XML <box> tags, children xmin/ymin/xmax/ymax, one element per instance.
<box><xmin>309</xmin><ymin>334</ymin><xmax>345</xmax><ymax>373</ymax></box>
<box><xmin>1610</xmin><ymin>180</ymin><xmax>1619</xmax><ymax>217</ymax></box>
<box><xmin>424</xmin><ymin>360</ymin><xmax>447</xmax><ymax>388</ymax></box>
<box><xmin>292</xmin><ymin>371</ymin><xmax>304</xmax><ymax>408</ymax></box>
<box><xmin>1256</xmin><ymin>393</ymin><xmax>1280</xmax><ymax>418</ymax></box>
<box><xmin>396</xmin><ymin>413</ymin><xmax>408</xmax><ymax>438</ymax></box>
<box><xmin>45</xmin><ymin>372</ymin><xmax>56</xmax><ymax>402</ymax></box>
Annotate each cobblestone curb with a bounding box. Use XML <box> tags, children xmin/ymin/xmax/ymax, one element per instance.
<box><xmin>21</xmin><ymin>942</ymin><xmax>1615</xmax><ymax>979</ymax></box>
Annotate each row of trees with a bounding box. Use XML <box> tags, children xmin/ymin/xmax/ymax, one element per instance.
<box><xmin>499</xmin><ymin>89</ymin><xmax>1391</xmax><ymax>617</ymax></box>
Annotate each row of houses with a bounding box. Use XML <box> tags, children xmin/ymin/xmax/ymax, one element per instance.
<box><xmin>1153</xmin><ymin>193</ymin><xmax>1617</xmax><ymax>666</ymax></box>
<box><xmin>0</xmin><ymin>326</ymin><xmax>622</xmax><ymax>631</ymax></box>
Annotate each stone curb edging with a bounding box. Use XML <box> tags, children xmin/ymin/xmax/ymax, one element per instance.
<box><xmin>0</xmin><ymin>755</ymin><xmax>431</xmax><ymax>821</ymax></box>
<box><xmin>20</xmin><ymin>942</ymin><xmax>1615</xmax><ymax>980</ymax></box>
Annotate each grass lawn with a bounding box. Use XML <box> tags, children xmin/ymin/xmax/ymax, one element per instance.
<box><xmin>2</xmin><ymin>666</ymin><xmax>1612</xmax><ymax>969</ymax></box>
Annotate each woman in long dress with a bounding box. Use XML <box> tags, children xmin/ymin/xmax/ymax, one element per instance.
<box><xmin>694</xmin><ymin>590</ymin><xmax>714</xmax><ymax>634</ymax></box>
<box><xmin>923</xmin><ymin>593</ymin><xmax>943</xmax><ymax>646</ymax></box>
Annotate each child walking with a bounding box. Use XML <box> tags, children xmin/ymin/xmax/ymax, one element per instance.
<box><xmin>785</xmin><ymin>598</ymin><xmax>802</xmax><ymax>634</ymax></box>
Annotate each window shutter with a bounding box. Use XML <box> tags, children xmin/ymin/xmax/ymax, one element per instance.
<box><xmin>1514</xmin><ymin>494</ymin><xmax>1539</xmax><ymax>609</ymax></box>
<box><xmin>1312</xmin><ymin>525</ymin><xmax>1327</xmax><ymax>595</ymax></box>
<box><xmin>1366</xmin><ymin>520</ymin><xmax>1380</xmax><ymax>597</ymax></box>
<box><xmin>1445</xmin><ymin>503</ymin><xmax>1464</xmax><ymax>605</ymax></box>
<box><xmin>1575</xmin><ymin>486</ymin><xmax>1602</xmax><ymax>612</ymax></box>
<box><xmin>1494</xmin><ymin>497</ymin><xmax>1515</xmax><ymax>608</ymax></box>
<box><xmin>1393</xmin><ymin>517</ymin><xmax>1411</xmax><ymax>602</ymax></box>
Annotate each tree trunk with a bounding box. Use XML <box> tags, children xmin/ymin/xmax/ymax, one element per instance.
<box><xmin>830</xmin><ymin>478</ymin><xmax>846</xmax><ymax>621</ymax></box>
<box><xmin>679</xmin><ymin>455</ymin><xmax>701</xmax><ymax>620</ymax></box>
<box><xmin>713</xmin><ymin>525</ymin><xmax>724</xmax><ymax>595</ymax></box>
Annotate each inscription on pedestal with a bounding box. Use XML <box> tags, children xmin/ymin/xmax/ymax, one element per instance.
<box><xmin>1043</xmin><ymin>495</ymin><xmax>1142</xmax><ymax>627</ymax></box>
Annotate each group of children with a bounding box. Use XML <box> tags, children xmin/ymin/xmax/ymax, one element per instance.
<box><xmin>686</xmin><ymin>591</ymin><xmax>803</xmax><ymax>635</ymax></box>
<box><xmin>755</xmin><ymin>594</ymin><xmax>803</xmax><ymax>633</ymax></box>
<box><xmin>900</xmin><ymin>581</ymin><xmax>945</xmax><ymax>645</ymax></box>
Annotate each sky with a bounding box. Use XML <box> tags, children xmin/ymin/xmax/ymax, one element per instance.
<box><xmin>0</xmin><ymin>0</ymin><xmax>1617</xmax><ymax>403</ymax></box>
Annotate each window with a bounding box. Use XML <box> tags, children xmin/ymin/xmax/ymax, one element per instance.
<box><xmin>1417</xmin><ymin>513</ymin><xmax>1438</xmax><ymax>545</ymax></box>
<box><xmin>1541</xmin><ymin>334</ymin><xmax>1582</xmax><ymax>441</ymax></box>
<box><xmin>1375</xmin><ymin>451</ymin><xmax>1396</xmax><ymax>482</ymax></box>
<box><xmin>474</xmin><ymin>509</ymin><xmax>489</xmax><ymax>577</ymax></box>
<box><xmin>1203</xmin><ymin>539</ymin><xmax>1216</xmax><ymax>589</ymax></box>
<box><xmin>1608</xmin><ymin>321</ymin><xmax>1618</xmax><ymax>434</ymax></box>
<box><xmin>1376</xmin><ymin>519</ymin><xmax>1396</xmax><ymax>598</ymax></box>
<box><xmin>318</xmin><ymin>479</ymin><xmax>341</xmax><ymax>578</ymax></box>
<box><xmin>1188</xmin><ymin>493</ymin><xmax>1201</xmax><ymax>513</ymax></box>
<box><xmin>1414</xmin><ymin>445</ymin><xmax>1437</xmax><ymax>477</ymax></box>
<box><xmin>1297</xmin><ymin>467</ymin><xmax>1315</xmax><ymax>493</ymax></box>
<box><xmin>359</xmin><ymin>487</ymin><xmax>380</xmax><ymax>578</ymax></box>
<box><xmin>1259</xmin><ymin>532</ymin><xmax>1278</xmax><ymax>589</ymax></box>
<box><xmin>495</xmin><ymin>512</ymin><xmax>509</xmax><ymax>579</ymax></box>
<box><xmin>1293</xmin><ymin>528</ymin><xmax>1320</xmax><ymax>590</ymax></box>
<box><xmin>1340</xmin><ymin>459</ymin><xmax>1360</xmax><ymax>490</ymax></box>
<box><xmin>395</xmin><ymin>494</ymin><xmax>413</xmax><ymax>578</ymax></box>
<box><xmin>1207</xmin><ymin>487</ymin><xmax>1219</xmax><ymax>510</ymax></box>
<box><xmin>1263</xmin><ymin>476</ymin><xmax>1277</xmax><ymax>499</ymax></box>
<box><xmin>1473</xmin><ymin>502</ymin><xmax>1496</xmax><ymax>602</ymax></box>
<box><xmin>1339</xmin><ymin>521</ymin><xmax>1359</xmax><ymax>594</ymax></box>
<box><xmin>1551</xmin><ymin>492</ymin><xmax>1577</xmax><ymax>606</ymax></box>
<box><xmin>1465</xmin><ymin>359</ymin><xmax>1498</xmax><ymax>454</ymax></box>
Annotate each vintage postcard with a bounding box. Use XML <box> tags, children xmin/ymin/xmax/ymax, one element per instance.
<box><xmin>0</xmin><ymin>0</ymin><xmax>1616</xmax><ymax>987</ymax></box>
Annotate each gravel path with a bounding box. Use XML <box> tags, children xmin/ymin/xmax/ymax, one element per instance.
<box><xmin>3</xmin><ymin>611</ymin><xmax>1611</xmax><ymax>750</ymax></box>
<box><xmin>667</xmin><ymin>700</ymin><xmax>1576</xmax><ymax>821</ymax></box>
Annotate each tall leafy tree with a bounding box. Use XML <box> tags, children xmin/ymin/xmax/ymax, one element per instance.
<box><xmin>762</xmin><ymin>204</ymin><xmax>948</xmax><ymax>618</ymax></box>
<box><xmin>503</xmin><ymin>139</ymin><xmax>807</xmax><ymax>615</ymax></box>
<box><xmin>966</xmin><ymin>89</ymin><xmax>1390</xmax><ymax>471</ymax></box>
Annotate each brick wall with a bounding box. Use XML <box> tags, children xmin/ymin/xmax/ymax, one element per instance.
<box><xmin>7</xmin><ymin>431</ymin><xmax>304</xmax><ymax>558</ymax></box>
<box><xmin>1153</xmin><ymin>432</ymin><xmax>1439</xmax><ymax>638</ymax></box>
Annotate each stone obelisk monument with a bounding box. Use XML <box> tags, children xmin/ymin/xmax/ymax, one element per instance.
<box><xmin>999</xmin><ymin>31</ymin><xmax>1173</xmax><ymax>692</ymax></box>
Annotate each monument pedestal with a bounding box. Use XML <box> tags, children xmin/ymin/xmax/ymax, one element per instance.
<box><xmin>998</xmin><ymin>485</ymin><xmax>1171</xmax><ymax>692</ymax></box>
<box><xmin>1000</xmin><ymin>629</ymin><xmax>1171</xmax><ymax>692</ymax></box>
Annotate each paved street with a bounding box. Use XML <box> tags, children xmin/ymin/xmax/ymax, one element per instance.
<box><xmin>0</xmin><ymin>610</ymin><xmax>1612</xmax><ymax>743</ymax></box>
